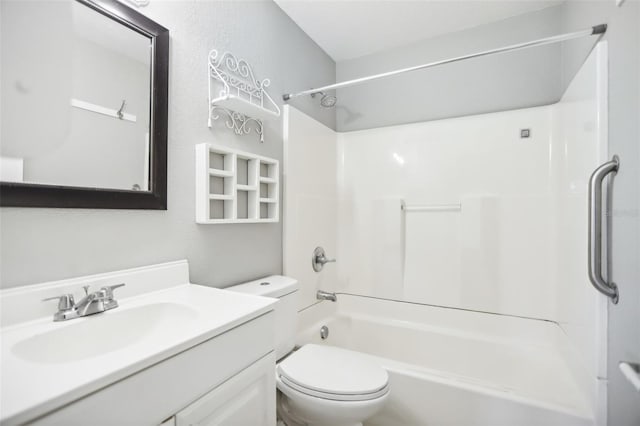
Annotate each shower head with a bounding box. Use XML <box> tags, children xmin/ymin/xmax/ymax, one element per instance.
<box><xmin>311</xmin><ymin>91</ymin><xmax>337</xmax><ymax>108</ymax></box>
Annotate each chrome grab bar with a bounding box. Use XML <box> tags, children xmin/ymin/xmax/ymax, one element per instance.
<box><xmin>588</xmin><ymin>155</ymin><xmax>620</xmax><ymax>303</ymax></box>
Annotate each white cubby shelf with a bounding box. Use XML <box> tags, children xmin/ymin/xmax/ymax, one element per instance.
<box><xmin>196</xmin><ymin>143</ymin><xmax>279</xmax><ymax>224</ymax></box>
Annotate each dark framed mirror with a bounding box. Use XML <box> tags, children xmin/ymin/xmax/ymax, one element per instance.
<box><xmin>0</xmin><ymin>0</ymin><xmax>168</xmax><ymax>209</ymax></box>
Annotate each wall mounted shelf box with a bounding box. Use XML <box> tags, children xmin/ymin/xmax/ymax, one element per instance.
<box><xmin>196</xmin><ymin>143</ymin><xmax>279</xmax><ymax>224</ymax></box>
<box><xmin>208</xmin><ymin>50</ymin><xmax>280</xmax><ymax>143</ymax></box>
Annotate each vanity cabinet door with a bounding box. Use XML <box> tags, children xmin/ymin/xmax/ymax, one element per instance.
<box><xmin>175</xmin><ymin>352</ymin><xmax>275</xmax><ymax>426</ymax></box>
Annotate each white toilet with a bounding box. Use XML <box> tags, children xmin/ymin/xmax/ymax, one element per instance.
<box><xmin>228</xmin><ymin>276</ymin><xmax>389</xmax><ymax>426</ymax></box>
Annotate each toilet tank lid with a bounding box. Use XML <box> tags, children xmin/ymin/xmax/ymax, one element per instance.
<box><xmin>226</xmin><ymin>275</ymin><xmax>298</xmax><ymax>298</ymax></box>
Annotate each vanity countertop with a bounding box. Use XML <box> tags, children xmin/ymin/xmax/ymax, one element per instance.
<box><xmin>0</xmin><ymin>262</ymin><xmax>276</xmax><ymax>425</ymax></box>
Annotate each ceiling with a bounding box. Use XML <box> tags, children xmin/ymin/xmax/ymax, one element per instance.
<box><xmin>274</xmin><ymin>0</ymin><xmax>563</xmax><ymax>62</ymax></box>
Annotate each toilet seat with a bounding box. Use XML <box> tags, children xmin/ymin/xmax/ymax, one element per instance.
<box><xmin>277</xmin><ymin>344</ymin><xmax>389</xmax><ymax>402</ymax></box>
<box><xmin>279</xmin><ymin>375</ymin><xmax>389</xmax><ymax>401</ymax></box>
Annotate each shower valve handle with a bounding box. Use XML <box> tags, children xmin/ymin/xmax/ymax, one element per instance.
<box><xmin>312</xmin><ymin>247</ymin><xmax>336</xmax><ymax>272</ymax></box>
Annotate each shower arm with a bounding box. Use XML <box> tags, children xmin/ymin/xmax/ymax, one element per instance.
<box><xmin>282</xmin><ymin>24</ymin><xmax>606</xmax><ymax>102</ymax></box>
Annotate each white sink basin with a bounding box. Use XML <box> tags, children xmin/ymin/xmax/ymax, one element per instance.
<box><xmin>1</xmin><ymin>265</ymin><xmax>276</xmax><ymax>426</ymax></box>
<box><xmin>12</xmin><ymin>303</ymin><xmax>199</xmax><ymax>363</ymax></box>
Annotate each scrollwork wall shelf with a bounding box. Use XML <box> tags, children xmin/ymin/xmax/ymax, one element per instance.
<box><xmin>208</xmin><ymin>50</ymin><xmax>280</xmax><ymax>143</ymax></box>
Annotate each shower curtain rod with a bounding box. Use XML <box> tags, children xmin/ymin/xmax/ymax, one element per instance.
<box><xmin>282</xmin><ymin>24</ymin><xmax>606</xmax><ymax>101</ymax></box>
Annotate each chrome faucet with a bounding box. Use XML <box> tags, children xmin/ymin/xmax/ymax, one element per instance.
<box><xmin>42</xmin><ymin>283</ymin><xmax>125</xmax><ymax>322</ymax></box>
<box><xmin>317</xmin><ymin>290</ymin><xmax>337</xmax><ymax>302</ymax></box>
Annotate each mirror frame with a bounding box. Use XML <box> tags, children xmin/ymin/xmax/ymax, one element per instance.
<box><xmin>0</xmin><ymin>0</ymin><xmax>169</xmax><ymax>209</ymax></box>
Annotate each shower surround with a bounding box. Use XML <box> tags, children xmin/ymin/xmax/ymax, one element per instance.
<box><xmin>284</xmin><ymin>44</ymin><xmax>609</xmax><ymax>425</ymax></box>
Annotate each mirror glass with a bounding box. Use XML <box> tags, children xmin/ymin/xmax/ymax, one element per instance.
<box><xmin>1</xmin><ymin>0</ymin><xmax>152</xmax><ymax>191</ymax></box>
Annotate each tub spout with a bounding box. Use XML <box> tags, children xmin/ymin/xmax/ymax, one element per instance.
<box><xmin>317</xmin><ymin>290</ymin><xmax>337</xmax><ymax>302</ymax></box>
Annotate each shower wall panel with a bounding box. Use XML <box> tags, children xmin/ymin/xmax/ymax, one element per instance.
<box><xmin>550</xmin><ymin>44</ymin><xmax>608</xmax><ymax>415</ymax></box>
<box><xmin>283</xmin><ymin>106</ymin><xmax>339</xmax><ymax>311</ymax></box>
<box><xmin>337</xmin><ymin>106</ymin><xmax>556</xmax><ymax>320</ymax></box>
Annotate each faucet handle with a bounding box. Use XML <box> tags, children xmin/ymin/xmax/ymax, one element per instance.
<box><xmin>100</xmin><ymin>283</ymin><xmax>125</xmax><ymax>299</ymax></box>
<box><xmin>100</xmin><ymin>283</ymin><xmax>125</xmax><ymax>311</ymax></box>
<box><xmin>42</xmin><ymin>294</ymin><xmax>75</xmax><ymax>311</ymax></box>
<box><xmin>312</xmin><ymin>247</ymin><xmax>336</xmax><ymax>272</ymax></box>
<box><xmin>319</xmin><ymin>256</ymin><xmax>336</xmax><ymax>264</ymax></box>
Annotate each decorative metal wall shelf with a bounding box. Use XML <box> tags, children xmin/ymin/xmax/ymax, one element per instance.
<box><xmin>208</xmin><ymin>50</ymin><xmax>280</xmax><ymax>143</ymax></box>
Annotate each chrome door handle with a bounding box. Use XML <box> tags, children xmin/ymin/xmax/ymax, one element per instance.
<box><xmin>588</xmin><ymin>155</ymin><xmax>619</xmax><ymax>303</ymax></box>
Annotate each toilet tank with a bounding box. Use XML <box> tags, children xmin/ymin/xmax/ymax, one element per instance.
<box><xmin>226</xmin><ymin>275</ymin><xmax>299</xmax><ymax>360</ymax></box>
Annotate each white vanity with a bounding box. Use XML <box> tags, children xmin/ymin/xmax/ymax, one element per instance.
<box><xmin>0</xmin><ymin>261</ymin><xmax>276</xmax><ymax>425</ymax></box>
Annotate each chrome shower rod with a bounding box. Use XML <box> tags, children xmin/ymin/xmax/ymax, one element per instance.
<box><xmin>282</xmin><ymin>24</ymin><xmax>606</xmax><ymax>101</ymax></box>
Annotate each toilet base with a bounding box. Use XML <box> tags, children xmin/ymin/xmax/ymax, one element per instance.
<box><xmin>277</xmin><ymin>389</ymin><xmax>371</xmax><ymax>426</ymax></box>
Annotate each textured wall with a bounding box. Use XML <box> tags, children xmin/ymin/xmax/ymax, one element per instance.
<box><xmin>335</xmin><ymin>6</ymin><xmax>565</xmax><ymax>132</ymax></box>
<box><xmin>0</xmin><ymin>0</ymin><xmax>335</xmax><ymax>289</ymax></box>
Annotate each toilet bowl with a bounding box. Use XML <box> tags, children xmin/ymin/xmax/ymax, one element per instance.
<box><xmin>276</xmin><ymin>344</ymin><xmax>389</xmax><ymax>426</ymax></box>
<box><xmin>227</xmin><ymin>276</ymin><xmax>390</xmax><ymax>426</ymax></box>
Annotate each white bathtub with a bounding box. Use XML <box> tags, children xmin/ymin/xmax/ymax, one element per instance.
<box><xmin>296</xmin><ymin>295</ymin><xmax>595</xmax><ymax>426</ymax></box>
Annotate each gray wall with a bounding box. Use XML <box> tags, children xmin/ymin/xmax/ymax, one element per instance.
<box><xmin>0</xmin><ymin>0</ymin><xmax>335</xmax><ymax>289</ymax></box>
<box><xmin>558</xmin><ymin>2</ymin><xmax>640</xmax><ymax>425</ymax></box>
<box><xmin>334</xmin><ymin>5</ymin><xmax>609</xmax><ymax>132</ymax></box>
